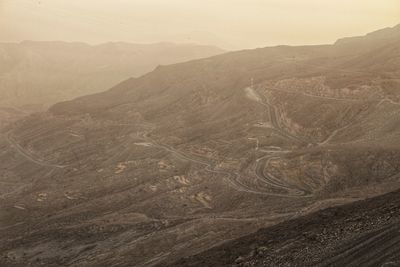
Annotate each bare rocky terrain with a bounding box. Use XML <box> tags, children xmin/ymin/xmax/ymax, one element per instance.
<box><xmin>0</xmin><ymin>24</ymin><xmax>400</xmax><ymax>266</ymax></box>
<box><xmin>168</xmin><ymin>189</ymin><xmax>400</xmax><ymax>266</ymax></box>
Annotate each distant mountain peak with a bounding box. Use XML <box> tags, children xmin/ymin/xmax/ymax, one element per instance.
<box><xmin>335</xmin><ymin>23</ymin><xmax>400</xmax><ymax>46</ymax></box>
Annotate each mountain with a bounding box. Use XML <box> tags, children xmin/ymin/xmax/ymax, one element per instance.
<box><xmin>1</xmin><ymin>24</ymin><xmax>400</xmax><ymax>266</ymax></box>
<box><xmin>335</xmin><ymin>24</ymin><xmax>400</xmax><ymax>47</ymax></box>
<box><xmin>0</xmin><ymin>41</ymin><xmax>224</xmax><ymax>111</ymax></box>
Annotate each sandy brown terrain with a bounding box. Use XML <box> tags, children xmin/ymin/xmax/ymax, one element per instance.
<box><xmin>1</xmin><ymin>24</ymin><xmax>400</xmax><ymax>266</ymax></box>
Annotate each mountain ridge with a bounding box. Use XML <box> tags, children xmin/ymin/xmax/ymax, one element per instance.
<box><xmin>335</xmin><ymin>23</ymin><xmax>400</xmax><ymax>46</ymax></box>
<box><xmin>0</xmin><ymin>41</ymin><xmax>224</xmax><ymax>112</ymax></box>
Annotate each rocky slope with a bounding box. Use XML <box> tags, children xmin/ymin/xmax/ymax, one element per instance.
<box><xmin>0</xmin><ymin>25</ymin><xmax>400</xmax><ymax>266</ymax></box>
<box><xmin>167</xmin><ymin>189</ymin><xmax>400</xmax><ymax>266</ymax></box>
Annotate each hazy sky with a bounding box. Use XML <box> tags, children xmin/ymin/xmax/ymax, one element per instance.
<box><xmin>1</xmin><ymin>0</ymin><xmax>399</xmax><ymax>49</ymax></box>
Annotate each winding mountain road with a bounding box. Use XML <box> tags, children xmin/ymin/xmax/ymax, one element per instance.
<box><xmin>128</xmin><ymin>87</ymin><xmax>314</xmax><ymax>198</ymax></box>
<box><xmin>5</xmin><ymin>132</ymin><xmax>67</xmax><ymax>169</ymax></box>
<box><xmin>246</xmin><ymin>87</ymin><xmax>312</xmax><ymax>197</ymax></box>
<box><xmin>247</xmin><ymin>87</ymin><xmax>308</xmax><ymax>144</ymax></box>
<box><xmin>133</xmin><ymin>132</ymin><xmax>309</xmax><ymax>198</ymax></box>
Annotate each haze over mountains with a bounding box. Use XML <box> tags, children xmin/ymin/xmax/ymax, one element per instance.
<box><xmin>0</xmin><ymin>41</ymin><xmax>224</xmax><ymax>126</ymax></box>
<box><xmin>1</xmin><ymin>24</ymin><xmax>400</xmax><ymax>266</ymax></box>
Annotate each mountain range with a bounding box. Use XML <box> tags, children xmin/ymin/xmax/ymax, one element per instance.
<box><xmin>1</xmin><ymin>24</ymin><xmax>400</xmax><ymax>266</ymax></box>
<box><xmin>0</xmin><ymin>41</ymin><xmax>224</xmax><ymax>115</ymax></box>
